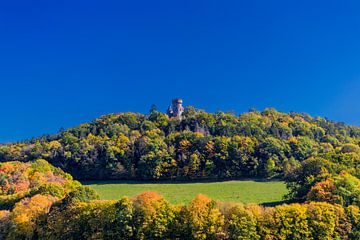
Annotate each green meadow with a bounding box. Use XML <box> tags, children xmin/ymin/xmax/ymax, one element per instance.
<box><xmin>84</xmin><ymin>180</ymin><xmax>288</xmax><ymax>205</ymax></box>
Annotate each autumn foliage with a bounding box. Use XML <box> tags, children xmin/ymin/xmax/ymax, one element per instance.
<box><xmin>1</xmin><ymin>108</ymin><xmax>359</xmax><ymax>182</ymax></box>
<box><xmin>16</xmin><ymin>193</ymin><xmax>360</xmax><ymax>240</ymax></box>
<box><xmin>0</xmin><ymin>160</ymin><xmax>98</xmax><ymax>239</ymax></box>
<box><xmin>1</xmin><ymin>159</ymin><xmax>360</xmax><ymax>239</ymax></box>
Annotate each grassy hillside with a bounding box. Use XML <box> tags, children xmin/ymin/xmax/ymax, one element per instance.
<box><xmin>84</xmin><ymin>180</ymin><xmax>287</xmax><ymax>205</ymax></box>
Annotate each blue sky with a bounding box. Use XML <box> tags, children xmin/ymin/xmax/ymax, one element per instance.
<box><xmin>1</xmin><ymin>0</ymin><xmax>360</xmax><ymax>143</ymax></box>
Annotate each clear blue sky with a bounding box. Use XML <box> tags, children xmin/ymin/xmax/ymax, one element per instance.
<box><xmin>1</xmin><ymin>0</ymin><xmax>360</xmax><ymax>143</ymax></box>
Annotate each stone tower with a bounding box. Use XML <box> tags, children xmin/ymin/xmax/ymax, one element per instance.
<box><xmin>167</xmin><ymin>98</ymin><xmax>184</xmax><ymax>119</ymax></box>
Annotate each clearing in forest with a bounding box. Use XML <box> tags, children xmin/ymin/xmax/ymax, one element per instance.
<box><xmin>84</xmin><ymin>180</ymin><xmax>288</xmax><ymax>205</ymax></box>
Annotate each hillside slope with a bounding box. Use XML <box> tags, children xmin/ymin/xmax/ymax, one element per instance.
<box><xmin>1</xmin><ymin>107</ymin><xmax>359</xmax><ymax>180</ymax></box>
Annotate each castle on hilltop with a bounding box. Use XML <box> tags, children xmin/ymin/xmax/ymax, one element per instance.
<box><xmin>167</xmin><ymin>98</ymin><xmax>184</xmax><ymax>119</ymax></box>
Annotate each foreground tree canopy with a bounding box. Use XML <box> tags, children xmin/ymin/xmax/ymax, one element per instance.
<box><xmin>1</xmin><ymin>108</ymin><xmax>359</xmax><ymax>182</ymax></box>
<box><xmin>0</xmin><ymin>160</ymin><xmax>99</xmax><ymax>239</ymax></box>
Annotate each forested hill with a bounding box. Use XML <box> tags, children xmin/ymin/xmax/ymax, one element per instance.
<box><xmin>1</xmin><ymin>107</ymin><xmax>360</xmax><ymax>180</ymax></box>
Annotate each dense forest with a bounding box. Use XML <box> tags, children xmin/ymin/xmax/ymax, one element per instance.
<box><xmin>1</xmin><ymin>107</ymin><xmax>359</xmax><ymax>182</ymax></box>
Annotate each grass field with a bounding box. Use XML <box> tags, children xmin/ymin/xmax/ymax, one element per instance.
<box><xmin>84</xmin><ymin>180</ymin><xmax>288</xmax><ymax>205</ymax></box>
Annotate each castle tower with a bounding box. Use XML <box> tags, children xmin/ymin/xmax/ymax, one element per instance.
<box><xmin>167</xmin><ymin>98</ymin><xmax>184</xmax><ymax>119</ymax></box>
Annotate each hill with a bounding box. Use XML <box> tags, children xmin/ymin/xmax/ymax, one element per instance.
<box><xmin>0</xmin><ymin>107</ymin><xmax>359</xmax><ymax>181</ymax></box>
<box><xmin>0</xmin><ymin>107</ymin><xmax>360</xmax><ymax>239</ymax></box>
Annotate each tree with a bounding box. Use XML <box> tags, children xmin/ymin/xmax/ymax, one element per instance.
<box><xmin>271</xmin><ymin>204</ymin><xmax>310</xmax><ymax>239</ymax></box>
<box><xmin>285</xmin><ymin>157</ymin><xmax>334</xmax><ymax>201</ymax></box>
<box><xmin>307</xmin><ymin>172</ymin><xmax>360</xmax><ymax>207</ymax></box>
<box><xmin>108</xmin><ymin>197</ymin><xmax>134</xmax><ymax>239</ymax></box>
<box><xmin>307</xmin><ymin>202</ymin><xmax>338</xmax><ymax>240</ymax></box>
<box><xmin>223</xmin><ymin>204</ymin><xmax>260</xmax><ymax>240</ymax></box>
<box><xmin>185</xmin><ymin>194</ymin><xmax>225</xmax><ymax>240</ymax></box>
<box><xmin>133</xmin><ymin>192</ymin><xmax>175</xmax><ymax>239</ymax></box>
<box><xmin>10</xmin><ymin>194</ymin><xmax>56</xmax><ymax>239</ymax></box>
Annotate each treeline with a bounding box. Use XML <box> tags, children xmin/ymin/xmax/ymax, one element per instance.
<box><xmin>37</xmin><ymin>194</ymin><xmax>360</xmax><ymax>240</ymax></box>
<box><xmin>0</xmin><ymin>108</ymin><xmax>359</xmax><ymax>181</ymax></box>
<box><xmin>4</xmin><ymin>190</ymin><xmax>360</xmax><ymax>239</ymax></box>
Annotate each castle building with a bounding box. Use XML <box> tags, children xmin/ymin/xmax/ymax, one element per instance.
<box><xmin>167</xmin><ymin>98</ymin><xmax>184</xmax><ymax>119</ymax></box>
